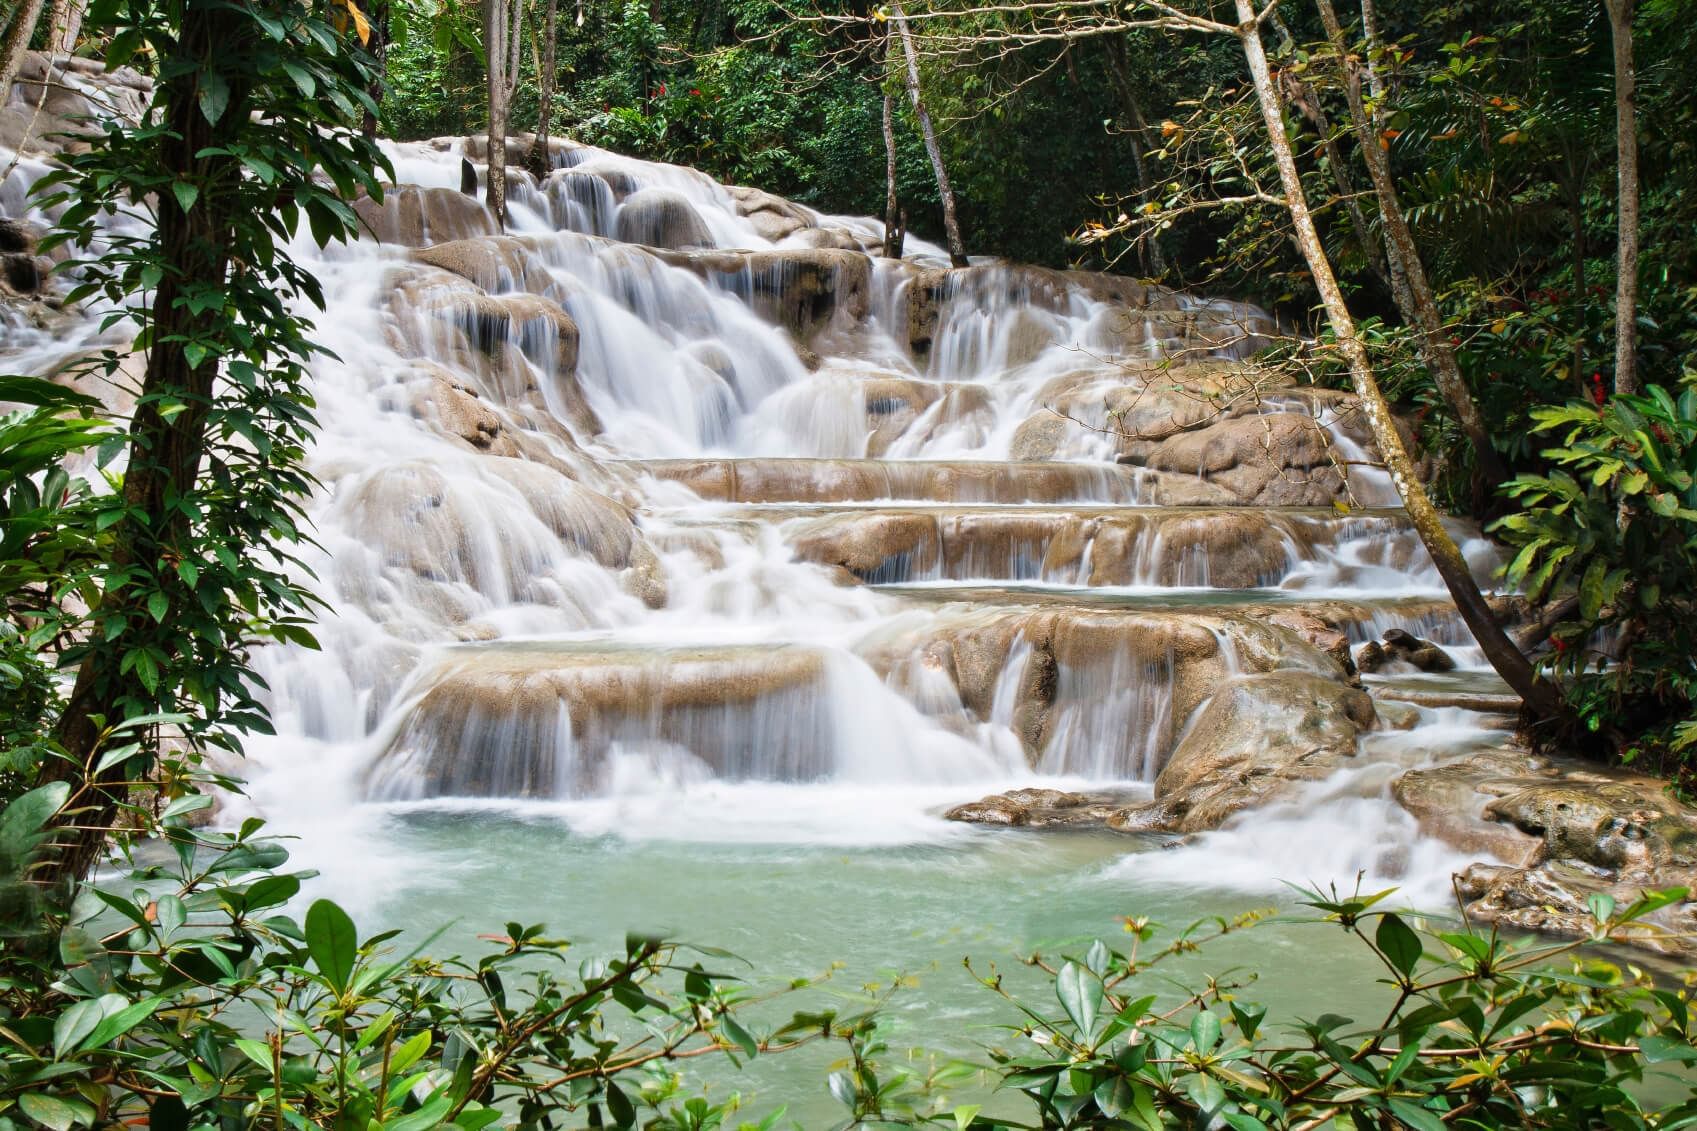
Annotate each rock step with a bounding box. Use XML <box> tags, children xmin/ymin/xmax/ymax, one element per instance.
<box><xmin>654</xmin><ymin>504</ymin><xmax>1464</xmax><ymax>590</ymax></box>
<box><xmin>368</xmin><ymin>641</ymin><xmax>850</xmax><ymax>800</ymax></box>
<box><xmin>1370</xmin><ymin>686</ymin><xmax>1523</xmax><ymax>714</ymax></box>
<box><xmin>631</xmin><ymin>457</ymin><xmax>1146</xmax><ymax>504</ymax></box>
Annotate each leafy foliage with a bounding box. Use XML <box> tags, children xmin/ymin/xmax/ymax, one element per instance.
<box><xmin>1494</xmin><ymin>378</ymin><xmax>1697</xmax><ymax>765</ymax></box>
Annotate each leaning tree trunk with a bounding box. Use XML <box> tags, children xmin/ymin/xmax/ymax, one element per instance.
<box><xmin>889</xmin><ymin>0</ymin><xmax>966</xmax><ymax>267</ymax></box>
<box><xmin>42</xmin><ymin>2</ymin><xmax>254</xmax><ymax>889</ymax></box>
<box><xmin>1603</xmin><ymin>0</ymin><xmax>1639</xmax><ymax>396</ymax></box>
<box><xmin>528</xmin><ymin>0</ymin><xmax>558</xmax><ymax>178</ymax></box>
<box><xmin>1234</xmin><ymin>0</ymin><xmax>1567</xmax><ymax>725</ymax></box>
<box><xmin>0</xmin><ymin>0</ymin><xmax>49</xmax><ymax>104</ymax></box>
<box><xmin>1314</xmin><ymin>0</ymin><xmax>1510</xmax><ymax>494</ymax></box>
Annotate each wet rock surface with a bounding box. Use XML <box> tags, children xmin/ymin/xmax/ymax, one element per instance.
<box><xmin>944</xmin><ymin>788</ymin><xmax>1143</xmax><ymax>828</ymax></box>
<box><xmin>1394</xmin><ymin>748</ymin><xmax>1697</xmax><ymax>954</ymax></box>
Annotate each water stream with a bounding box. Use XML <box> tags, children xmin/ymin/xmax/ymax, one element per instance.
<box><xmin>5</xmin><ymin>135</ymin><xmax>1520</xmax><ymax>1117</ymax></box>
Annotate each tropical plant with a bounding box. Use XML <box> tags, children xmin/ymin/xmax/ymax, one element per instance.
<box><xmin>1494</xmin><ymin>376</ymin><xmax>1697</xmax><ymax>765</ymax></box>
<box><xmin>959</xmin><ymin>884</ymin><xmax>1697</xmax><ymax>1129</ymax></box>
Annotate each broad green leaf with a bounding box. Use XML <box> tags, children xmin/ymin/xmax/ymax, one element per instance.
<box><xmin>1056</xmin><ymin>961</ymin><xmax>1101</xmax><ymax>1037</ymax></box>
<box><xmin>1375</xmin><ymin>913</ymin><xmax>1423</xmax><ymax>978</ymax></box>
<box><xmin>304</xmin><ymin>899</ymin><xmax>358</xmax><ymax>994</ymax></box>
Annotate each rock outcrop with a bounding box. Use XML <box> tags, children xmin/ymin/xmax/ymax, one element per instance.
<box><xmin>1394</xmin><ymin>748</ymin><xmax>1697</xmax><ymax>954</ymax></box>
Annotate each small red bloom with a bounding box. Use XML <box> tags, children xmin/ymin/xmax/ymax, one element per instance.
<box><xmin>690</xmin><ymin>88</ymin><xmax>701</xmax><ymax>96</ymax></box>
<box><xmin>1553</xmin><ymin>638</ymin><xmax>1568</xmax><ymax>652</ymax></box>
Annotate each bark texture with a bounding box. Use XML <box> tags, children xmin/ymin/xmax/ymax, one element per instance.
<box><xmin>1314</xmin><ymin>0</ymin><xmax>1509</xmax><ymax>492</ymax></box>
<box><xmin>528</xmin><ymin>0</ymin><xmax>557</xmax><ymax>179</ymax></box>
<box><xmin>1234</xmin><ymin>0</ymin><xmax>1565</xmax><ymax>725</ymax></box>
<box><xmin>43</xmin><ymin>1</ymin><xmax>253</xmax><ymax>888</ymax></box>
<box><xmin>1604</xmin><ymin>0</ymin><xmax>1639</xmax><ymax>395</ymax></box>
<box><xmin>483</xmin><ymin>0</ymin><xmax>523</xmax><ymax>229</ymax></box>
<box><xmin>0</xmin><ymin>0</ymin><xmax>50</xmax><ymax>103</ymax></box>
<box><xmin>890</xmin><ymin>0</ymin><xmax>967</xmax><ymax>267</ymax></box>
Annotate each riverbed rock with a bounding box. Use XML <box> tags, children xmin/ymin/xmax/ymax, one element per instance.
<box><xmin>945</xmin><ymin>788</ymin><xmax>1138</xmax><ymax>828</ymax></box>
<box><xmin>615</xmin><ymin>188</ymin><xmax>716</xmax><ymax>250</ymax></box>
<box><xmin>1381</xmin><ymin>628</ymin><xmax>1456</xmax><ymax>672</ymax></box>
<box><xmin>1110</xmin><ymin>670</ymin><xmax>1377</xmax><ymax>833</ymax></box>
<box><xmin>354</xmin><ymin>186</ymin><xmax>497</xmax><ymax>247</ymax></box>
<box><xmin>652</xmin><ymin>247</ymin><xmax>871</xmax><ymax>341</ymax></box>
<box><xmin>1393</xmin><ymin>748</ymin><xmax>1697</xmax><ymax>954</ymax></box>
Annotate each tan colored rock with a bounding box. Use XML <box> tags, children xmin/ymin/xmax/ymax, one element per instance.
<box><xmin>654</xmin><ymin>247</ymin><xmax>871</xmax><ymax>341</ymax></box>
<box><xmin>1112</xmin><ymin>670</ymin><xmax>1375</xmax><ymax>833</ymax></box>
<box><xmin>354</xmin><ymin>186</ymin><xmax>497</xmax><ymax>247</ymax></box>
<box><xmin>615</xmin><ymin>188</ymin><xmax>715</xmax><ymax>250</ymax></box>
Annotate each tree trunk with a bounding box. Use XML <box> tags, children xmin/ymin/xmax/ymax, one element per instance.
<box><xmin>0</xmin><ymin>0</ymin><xmax>49</xmax><ymax>103</ymax></box>
<box><xmin>47</xmin><ymin>0</ymin><xmax>83</xmax><ymax>55</ymax></box>
<box><xmin>1234</xmin><ymin>0</ymin><xmax>1566</xmax><ymax>726</ymax></box>
<box><xmin>1101</xmin><ymin>37</ymin><xmax>1166</xmax><ymax>276</ymax></box>
<box><xmin>1604</xmin><ymin>0</ymin><xmax>1639</xmax><ymax>396</ymax></box>
<box><xmin>1314</xmin><ymin>0</ymin><xmax>1510</xmax><ymax>494</ymax></box>
<box><xmin>881</xmin><ymin>88</ymin><xmax>904</xmax><ymax>258</ymax></box>
<box><xmin>42</xmin><ymin>1</ymin><xmax>253</xmax><ymax>888</ymax></box>
<box><xmin>483</xmin><ymin>0</ymin><xmax>522</xmax><ymax>229</ymax></box>
<box><xmin>528</xmin><ymin>0</ymin><xmax>558</xmax><ymax>178</ymax></box>
<box><xmin>889</xmin><ymin>0</ymin><xmax>967</xmax><ymax>267</ymax></box>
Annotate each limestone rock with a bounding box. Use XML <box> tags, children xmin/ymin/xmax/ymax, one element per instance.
<box><xmin>1393</xmin><ymin>748</ymin><xmax>1697</xmax><ymax>955</ymax></box>
<box><xmin>946</xmin><ymin>788</ymin><xmax>1137</xmax><ymax>828</ymax></box>
<box><xmin>654</xmin><ymin>248</ymin><xmax>871</xmax><ymax>341</ymax></box>
<box><xmin>1112</xmin><ymin>670</ymin><xmax>1376</xmax><ymax>833</ymax></box>
<box><xmin>615</xmin><ymin>188</ymin><xmax>715</xmax><ymax>250</ymax></box>
<box><xmin>1381</xmin><ymin>627</ymin><xmax>1456</xmax><ymax>672</ymax></box>
<box><xmin>354</xmin><ymin>186</ymin><xmax>497</xmax><ymax>247</ymax></box>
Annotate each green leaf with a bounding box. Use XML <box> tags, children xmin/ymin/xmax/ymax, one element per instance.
<box><xmin>1093</xmin><ymin>1076</ymin><xmax>1132</xmax><ymax>1119</ymax></box>
<box><xmin>171</xmin><ymin>182</ymin><xmax>199</xmax><ymax>214</ymax></box>
<box><xmin>18</xmin><ymin>1093</ymin><xmax>92</xmax><ymax>1131</ymax></box>
<box><xmin>52</xmin><ymin>999</ymin><xmax>110</xmax><ymax>1059</ymax></box>
<box><xmin>304</xmin><ymin>898</ymin><xmax>357</xmax><ymax>994</ymax></box>
<box><xmin>720</xmin><ymin>1012</ymin><xmax>758</xmax><ymax>1058</ymax></box>
<box><xmin>77</xmin><ymin>997</ymin><xmax>163</xmax><ymax>1052</ymax></box>
<box><xmin>1191</xmin><ymin>1008</ymin><xmax>1221</xmax><ymax>1055</ymax></box>
<box><xmin>953</xmin><ymin>1103</ymin><xmax>982</xmax><ymax>1130</ymax></box>
<box><xmin>197</xmin><ymin>71</ymin><xmax>231</xmax><ymax>124</ymax></box>
<box><xmin>1056</xmin><ymin>961</ymin><xmax>1101</xmax><ymax>1037</ymax></box>
<box><xmin>1375</xmin><ymin>913</ymin><xmax>1423</xmax><ymax>978</ymax></box>
<box><xmin>605</xmin><ymin>1081</ymin><xmax>636</xmax><ymax>1129</ymax></box>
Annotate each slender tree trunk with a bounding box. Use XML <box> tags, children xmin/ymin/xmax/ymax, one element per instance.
<box><xmin>1567</xmin><ymin>176</ymin><xmax>1591</xmax><ymax>398</ymax></box>
<box><xmin>881</xmin><ymin>88</ymin><xmax>904</xmax><ymax>258</ymax></box>
<box><xmin>0</xmin><ymin>0</ymin><xmax>49</xmax><ymax>103</ymax></box>
<box><xmin>1101</xmin><ymin>37</ymin><xmax>1167</xmax><ymax>276</ymax></box>
<box><xmin>1314</xmin><ymin>0</ymin><xmax>1510</xmax><ymax>493</ymax></box>
<box><xmin>1604</xmin><ymin>0</ymin><xmax>1639</xmax><ymax>395</ymax></box>
<box><xmin>528</xmin><ymin>0</ymin><xmax>558</xmax><ymax>178</ymax></box>
<box><xmin>890</xmin><ymin>0</ymin><xmax>967</xmax><ymax>267</ymax></box>
<box><xmin>42</xmin><ymin>2</ymin><xmax>253</xmax><ymax>888</ymax></box>
<box><xmin>47</xmin><ymin>0</ymin><xmax>82</xmax><ymax>55</ymax></box>
<box><xmin>484</xmin><ymin>0</ymin><xmax>522</xmax><ymax>228</ymax></box>
<box><xmin>1234</xmin><ymin>0</ymin><xmax>1566</xmax><ymax>725</ymax></box>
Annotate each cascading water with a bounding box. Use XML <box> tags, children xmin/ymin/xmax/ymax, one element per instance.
<box><xmin>3</xmin><ymin>120</ymin><xmax>1524</xmax><ymax>1060</ymax></box>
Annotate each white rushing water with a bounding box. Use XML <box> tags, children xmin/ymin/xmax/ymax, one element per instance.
<box><xmin>1</xmin><ymin>132</ymin><xmax>1517</xmax><ymax>920</ymax></box>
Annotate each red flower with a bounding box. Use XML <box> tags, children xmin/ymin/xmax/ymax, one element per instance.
<box><xmin>690</xmin><ymin>88</ymin><xmax>701</xmax><ymax>96</ymax></box>
<box><xmin>1591</xmin><ymin>372</ymin><xmax>1607</xmax><ymax>406</ymax></box>
<box><xmin>1553</xmin><ymin>638</ymin><xmax>1568</xmax><ymax>652</ymax></box>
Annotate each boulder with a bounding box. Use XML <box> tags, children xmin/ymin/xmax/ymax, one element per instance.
<box><xmin>1111</xmin><ymin>670</ymin><xmax>1376</xmax><ymax>833</ymax></box>
<box><xmin>654</xmin><ymin>248</ymin><xmax>871</xmax><ymax>341</ymax></box>
<box><xmin>353</xmin><ymin>186</ymin><xmax>497</xmax><ymax>247</ymax></box>
<box><xmin>945</xmin><ymin>787</ymin><xmax>1139</xmax><ymax>828</ymax></box>
<box><xmin>1381</xmin><ymin>627</ymin><xmax>1456</xmax><ymax>672</ymax></box>
<box><xmin>1393</xmin><ymin>748</ymin><xmax>1697</xmax><ymax>955</ymax></box>
<box><xmin>615</xmin><ymin>188</ymin><xmax>715</xmax><ymax>250</ymax></box>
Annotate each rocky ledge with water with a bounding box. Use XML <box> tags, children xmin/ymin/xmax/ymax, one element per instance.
<box><xmin>7</xmin><ymin>53</ymin><xmax>1692</xmax><ymax>958</ymax></box>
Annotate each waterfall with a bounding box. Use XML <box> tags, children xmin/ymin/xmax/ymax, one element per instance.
<box><xmin>2</xmin><ymin>130</ymin><xmax>1512</xmax><ymax>903</ymax></box>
